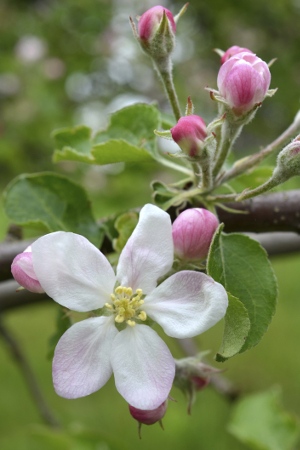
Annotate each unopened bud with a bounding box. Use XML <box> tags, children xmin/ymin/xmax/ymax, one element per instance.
<box><xmin>220</xmin><ymin>45</ymin><xmax>253</xmax><ymax>65</ymax></box>
<box><xmin>129</xmin><ymin>400</ymin><xmax>167</xmax><ymax>437</ymax></box>
<box><xmin>170</xmin><ymin>115</ymin><xmax>207</xmax><ymax>158</ymax></box>
<box><xmin>174</xmin><ymin>356</ymin><xmax>221</xmax><ymax>414</ymax></box>
<box><xmin>11</xmin><ymin>246</ymin><xmax>44</xmax><ymax>293</ymax></box>
<box><xmin>274</xmin><ymin>136</ymin><xmax>300</xmax><ymax>181</ymax></box>
<box><xmin>132</xmin><ymin>6</ymin><xmax>176</xmax><ymax>62</ymax></box>
<box><xmin>172</xmin><ymin>208</ymin><xmax>219</xmax><ymax>260</ymax></box>
<box><xmin>129</xmin><ymin>400</ymin><xmax>167</xmax><ymax>425</ymax></box>
<box><xmin>217</xmin><ymin>52</ymin><xmax>271</xmax><ymax>115</ymax></box>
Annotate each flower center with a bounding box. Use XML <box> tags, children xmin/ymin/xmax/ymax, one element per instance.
<box><xmin>105</xmin><ymin>286</ymin><xmax>147</xmax><ymax>327</ymax></box>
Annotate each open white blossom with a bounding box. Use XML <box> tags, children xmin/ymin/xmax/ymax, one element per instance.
<box><xmin>30</xmin><ymin>204</ymin><xmax>228</xmax><ymax>410</ymax></box>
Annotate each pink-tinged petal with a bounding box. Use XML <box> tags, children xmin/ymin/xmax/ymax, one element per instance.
<box><xmin>32</xmin><ymin>232</ymin><xmax>116</xmax><ymax>311</ymax></box>
<box><xmin>111</xmin><ymin>325</ymin><xmax>175</xmax><ymax>410</ymax></box>
<box><xmin>53</xmin><ymin>316</ymin><xmax>117</xmax><ymax>399</ymax></box>
<box><xmin>144</xmin><ymin>271</ymin><xmax>228</xmax><ymax>338</ymax></box>
<box><xmin>116</xmin><ymin>204</ymin><xmax>173</xmax><ymax>294</ymax></box>
<box><xmin>11</xmin><ymin>251</ymin><xmax>44</xmax><ymax>293</ymax></box>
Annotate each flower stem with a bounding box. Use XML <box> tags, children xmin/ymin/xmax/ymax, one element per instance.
<box><xmin>236</xmin><ymin>175</ymin><xmax>282</xmax><ymax>201</ymax></box>
<box><xmin>154</xmin><ymin>58</ymin><xmax>181</xmax><ymax>122</ymax></box>
<box><xmin>219</xmin><ymin>109</ymin><xmax>300</xmax><ymax>184</ymax></box>
<box><xmin>212</xmin><ymin>121</ymin><xmax>242</xmax><ymax>178</ymax></box>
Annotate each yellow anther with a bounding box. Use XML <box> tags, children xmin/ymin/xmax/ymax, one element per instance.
<box><xmin>115</xmin><ymin>286</ymin><xmax>124</xmax><ymax>295</ymax></box>
<box><xmin>138</xmin><ymin>311</ymin><xmax>147</xmax><ymax>321</ymax></box>
<box><xmin>115</xmin><ymin>315</ymin><xmax>125</xmax><ymax>323</ymax></box>
<box><xmin>110</xmin><ymin>285</ymin><xmax>145</xmax><ymax>327</ymax></box>
<box><xmin>125</xmin><ymin>287</ymin><xmax>133</xmax><ymax>296</ymax></box>
<box><xmin>105</xmin><ymin>303</ymin><xmax>113</xmax><ymax>310</ymax></box>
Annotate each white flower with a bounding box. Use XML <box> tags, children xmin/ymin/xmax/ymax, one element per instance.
<box><xmin>31</xmin><ymin>204</ymin><xmax>228</xmax><ymax>410</ymax></box>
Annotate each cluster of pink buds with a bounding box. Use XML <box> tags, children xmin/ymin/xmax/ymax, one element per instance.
<box><xmin>172</xmin><ymin>208</ymin><xmax>219</xmax><ymax>261</ymax></box>
<box><xmin>217</xmin><ymin>50</ymin><xmax>271</xmax><ymax>115</ymax></box>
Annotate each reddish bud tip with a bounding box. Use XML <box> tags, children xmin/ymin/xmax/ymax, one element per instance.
<box><xmin>220</xmin><ymin>45</ymin><xmax>253</xmax><ymax>65</ymax></box>
<box><xmin>170</xmin><ymin>115</ymin><xmax>207</xmax><ymax>158</ymax></box>
<box><xmin>138</xmin><ymin>6</ymin><xmax>176</xmax><ymax>42</ymax></box>
<box><xmin>129</xmin><ymin>400</ymin><xmax>167</xmax><ymax>425</ymax></box>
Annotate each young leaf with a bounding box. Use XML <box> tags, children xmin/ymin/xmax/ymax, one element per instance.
<box><xmin>53</xmin><ymin>103</ymin><xmax>161</xmax><ymax>165</ymax></box>
<box><xmin>207</xmin><ymin>225</ymin><xmax>278</xmax><ymax>352</ymax></box>
<box><xmin>3</xmin><ymin>172</ymin><xmax>102</xmax><ymax>246</ymax></box>
<box><xmin>113</xmin><ymin>211</ymin><xmax>139</xmax><ymax>253</ymax></box>
<box><xmin>228</xmin><ymin>388</ymin><xmax>300</xmax><ymax>450</ymax></box>
<box><xmin>216</xmin><ymin>293</ymin><xmax>251</xmax><ymax>362</ymax></box>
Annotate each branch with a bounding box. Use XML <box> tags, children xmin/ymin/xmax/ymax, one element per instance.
<box><xmin>0</xmin><ymin>280</ymin><xmax>49</xmax><ymax>312</ymax></box>
<box><xmin>0</xmin><ymin>317</ymin><xmax>60</xmax><ymax>428</ymax></box>
<box><xmin>216</xmin><ymin>190</ymin><xmax>300</xmax><ymax>233</ymax></box>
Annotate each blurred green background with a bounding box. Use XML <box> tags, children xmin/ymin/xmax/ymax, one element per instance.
<box><xmin>1</xmin><ymin>0</ymin><xmax>300</xmax><ymax>448</ymax></box>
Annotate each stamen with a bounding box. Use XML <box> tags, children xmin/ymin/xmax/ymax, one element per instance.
<box><xmin>105</xmin><ymin>303</ymin><xmax>113</xmax><ymax>310</ymax></box>
<box><xmin>115</xmin><ymin>315</ymin><xmax>125</xmax><ymax>323</ymax></box>
<box><xmin>110</xmin><ymin>286</ymin><xmax>145</xmax><ymax>327</ymax></box>
<box><xmin>138</xmin><ymin>311</ymin><xmax>147</xmax><ymax>321</ymax></box>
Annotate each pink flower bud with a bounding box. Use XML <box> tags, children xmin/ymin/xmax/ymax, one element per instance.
<box><xmin>217</xmin><ymin>52</ymin><xmax>271</xmax><ymax>114</ymax></box>
<box><xmin>11</xmin><ymin>246</ymin><xmax>44</xmax><ymax>293</ymax></box>
<box><xmin>170</xmin><ymin>115</ymin><xmax>207</xmax><ymax>158</ymax></box>
<box><xmin>129</xmin><ymin>400</ymin><xmax>167</xmax><ymax>425</ymax></box>
<box><xmin>138</xmin><ymin>6</ymin><xmax>176</xmax><ymax>42</ymax></box>
<box><xmin>220</xmin><ymin>45</ymin><xmax>253</xmax><ymax>65</ymax></box>
<box><xmin>172</xmin><ymin>208</ymin><xmax>219</xmax><ymax>260</ymax></box>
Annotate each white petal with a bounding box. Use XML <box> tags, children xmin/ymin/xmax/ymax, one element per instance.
<box><xmin>144</xmin><ymin>271</ymin><xmax>228</xmax><ymax>338</ymax></box>
<box><xmin>53</xmin><ymin>316</ymin><xmax>118</xmax><ymax>399</ymax></box>
<box><xmin>116</xmin><ymin>204</ymin><xmax>173</xmax><ymax>294</ymax></box>
<box><xmin>111</xmin><ymin>325</ymin><xmax>175</xmax><ymax>409</ymax></box>
<box><xmin>32</xmin><ymin>232</ymin><xmax>116</xmax><ymax>311</ymax></box>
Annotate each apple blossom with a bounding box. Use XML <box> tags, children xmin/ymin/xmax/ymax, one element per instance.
<box><xmin>24</xmin><ymin>204</ymin><xmax>228</xmax><ymax>410</ymax></box>
<box><xmin>170</xmin><ymin>115</ymin><xmax>207</xmax><ymax>158</ymax></box>
<box><xmin>172</xmin><ymin>208</ymin><xmax>219</xmax><ymax>260</ymax></box>
<box><xmin>11</xmin><ymin>246</ymin><xmax>44</xmax><ymax>293</ymax></box>
<box><xmin>220</xmin><ymin>45</ymin><xmax>253</xmax><ymax>65</ymax></box>
<box><xmin>217</xmin><ymin>51</ymin><xmax>271</xmax><ymax>114</ymax></box>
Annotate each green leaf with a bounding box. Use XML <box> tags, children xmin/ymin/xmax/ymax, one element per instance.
<box><xmin>3</xmin><ymin>172</ymin><xmax>102</xmax><ymax>246</ymax></box>
<box><xmin>216</xmin><ymin>293</ymin><xmax>251</xmax><ymax>362</ymax></box>
<box><xmin>113</xmin><ymin>211</ymin><xmax>138</xmax><ymax>253</ymax></box>
<box><xmin>228</xmin><ymin>388</ymin><xmax>300</xmax><ymax>450</ymax></box>
<box><xmin>207</xmin><ymin>224</ymin><xmax>278</xmax><ymax>352</ymax></box>
<box><xmin>53</xmin><ymin>103</ymin><xmax>161</xmax><ymax>165</ymax></box>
